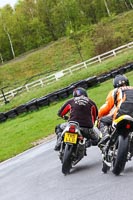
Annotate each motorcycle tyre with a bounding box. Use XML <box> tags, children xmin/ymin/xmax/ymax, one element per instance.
<box><xmin>112</xmin><ymin>135</ymin><xmax>128</xmax><ymax>176</ymax></box>
<box><xmin>62</xmin><ymin>144</ymin><xmax>73</xmax><ymax>175</ymax></box>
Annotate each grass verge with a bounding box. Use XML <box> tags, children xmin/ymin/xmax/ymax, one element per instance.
<box><xmin>0</xmin><ymin>70</ymin><xmax>133</xmax><ymax>162</ymax></box>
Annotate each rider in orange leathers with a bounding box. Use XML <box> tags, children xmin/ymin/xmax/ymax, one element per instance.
<box><xmin>98</xmin><ymin>74</ymin><xmax>133</xmax><ymax>148</ymax></box>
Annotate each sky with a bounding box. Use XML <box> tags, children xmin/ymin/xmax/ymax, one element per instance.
<box><xmin>0</xmin><ymin>0</ymin><xmax>18</xmax><ymax>8</ymax></box>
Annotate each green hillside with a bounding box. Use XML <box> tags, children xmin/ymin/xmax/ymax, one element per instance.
<box><xmin>0</xmin><ymin>10</ymin><xmax>133</xmax><ymax>91</ymax></box>
<box><xmin>0</xmin><ymin>47</ymin><xmax>133</xmax><ymax>113</ymax></box>
<box><xmin>0</xmin><ymin>10</ymin><xmax>132</xmax><ymax>114</ymax></box>
<box><xmin>0</xmin><ymin>9</ymin><xmax>133</xmax><ymax>161</ymax></box>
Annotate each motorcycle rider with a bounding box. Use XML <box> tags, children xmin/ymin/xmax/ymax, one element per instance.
<box><xmin>98</xmin><ymin>74</ymin><xmax>133</xmax><ymax>149</ymax></box>
<box><xmin>54</xmin><ymin>87</ymin><xmax>101</xmax><ymax>151</ymax></box>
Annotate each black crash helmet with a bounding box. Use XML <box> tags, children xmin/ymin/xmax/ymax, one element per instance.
<box><xmin>73</xmin><ymin>87</ymin><xmax>88</xmax><ymax>97</ymax></box>
<box><xmin>113</xmin><ymin>74</ymin><xmax>129</xmax><ymax>88</ymax></box>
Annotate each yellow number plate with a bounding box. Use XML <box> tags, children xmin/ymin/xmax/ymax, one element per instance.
<box><xmin>64</xmin><ymin>132</ymin><xmax>78</xmax><ymax>144</ymax></box>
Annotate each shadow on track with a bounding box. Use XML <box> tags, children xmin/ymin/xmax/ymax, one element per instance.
<box><xmin>70</xmin><ymin>160</ymin><xmax>102</xmax><ymax>175</ymax></box>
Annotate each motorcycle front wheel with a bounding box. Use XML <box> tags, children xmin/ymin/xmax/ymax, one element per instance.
<box><xmin>112</xmin><ymin>135</ymin><xmax>129</xmax><ymax>176</ymax></box>
<box><xmin>62</xmin><ymin>144</ymin><xmax>73</xmax><ymax>175</ymax></box>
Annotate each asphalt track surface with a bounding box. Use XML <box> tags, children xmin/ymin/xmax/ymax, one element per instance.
<box><xmin>0</xmin><ymin>137</ymin><xmax>133</xmax><ymax>200</ymax></box>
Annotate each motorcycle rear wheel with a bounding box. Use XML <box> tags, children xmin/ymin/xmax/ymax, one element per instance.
<box><xmin>112</xmin><ymin>135</ymin><xmax>129</xmax><ymax>176</ymax></box>
<box><xmin>62</xmin><ymin>144</ymin><xmax>73</xmax><ymax>175</ymax></box>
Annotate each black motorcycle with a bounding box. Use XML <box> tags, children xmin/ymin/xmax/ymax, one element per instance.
<box><xmin>102</xmin><ymin>114</ymin><xmax>133</xmax><ymax>175</ymax></box>
<box><xmin>58</xmin><ymin>121</ymin><xmax>88</xmax><ymax>175</ymax></box>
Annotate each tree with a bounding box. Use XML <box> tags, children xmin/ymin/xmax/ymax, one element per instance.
<box><xmin>129</xmin><ymin>0</ymin><xmax>133</xmax><ymax>8</ymax></box>
<box><xmin>0</xmin><ymin>6</ymin><xmax>16</xmax><ymax>60</ymax></box>
<box><xmin>104</xmin><ymin>0</ymin><xmax>111</xmax><ymax>16</ymax></box>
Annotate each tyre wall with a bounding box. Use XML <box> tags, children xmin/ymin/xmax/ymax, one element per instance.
<box><xmin>0</xmin><ymin>63</ymin><xmax>133</xmax><ymax>123</ymax></box>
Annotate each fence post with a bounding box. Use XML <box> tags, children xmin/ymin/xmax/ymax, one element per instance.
<box><xmin>11</xmin><ymin>91</ymin><xmax>15</xmax><ymax>97</ymax></box>
<box><xmin>98</xmin><ymin>56</ymin><xmax>101</xmax><ymax>63</ymax></box>
<box><xmin>25</xmin><ymin>85</ymin><xmax>29</xmax><ymax>92</ymax></box>
<box><xmin>0</xmin><ymin>87</ymin><xmax>10</xmax><ymax>104</ymax></box>
<box><xmin>84</xmin><ymin>62</ymin><xmax>87</xmax><ymax>68</ymax></box>
<box><xmin>69</xmin><ymin>69</ymin><xmax>73</xmax><ymax>74</ymax></box>
<box><xmin>40</xmin><ymin>79</ymin><xmax>44</xmax><ymax>87</ymax></box>
<box><xmin>113</xmin><ymin>50</ymin><xmax>116</xmax><ymax>56</ymax></box>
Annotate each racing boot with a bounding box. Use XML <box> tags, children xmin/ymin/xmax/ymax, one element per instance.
<box><xmin>85</xmin><ymin>139</ymin><xmax>92</xmax><ymax>148</ymax></box>
<box><xmin>90</xmin><ymin>126</ymin><xmax>102</xmax><ymax>146</ymax></box>
<box><xmin>54</xmin><ymin>125</ymin><xmax>63</xmax><ymax>151</ymax></box>
<box><xmin>98</xmin><ymin>125</ymin><xmax>110</xmax><ymax>150</ymax></box>
<box><xmin>54</xmin><ymin>133</ymin><xmax>62</xmax><ymax>151</ymax></box>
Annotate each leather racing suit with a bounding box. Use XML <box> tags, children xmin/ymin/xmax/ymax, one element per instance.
<box><xmin>98</xmin><ymin>86</ymin><xmax>133</xmax><ymax>141</ymax></box>
<box><xmin>55</xmin><ymin>95</ymin><xmax>100</xmax><ymax>150</ymax></box>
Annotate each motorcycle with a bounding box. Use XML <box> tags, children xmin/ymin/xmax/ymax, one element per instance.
<box><xmin>102</xmin><ymin>114</ymin><xmax>133</xmax><ymax>175</ymax></box>
<box><xmin>58</xmin><ymin>120</ymin><xmax>88</xmax><ymax>175</ymax></box>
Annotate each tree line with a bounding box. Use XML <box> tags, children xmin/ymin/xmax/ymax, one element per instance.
<box><xmin>0</xmin><ymin>0</ymin><xmax>133</xmax><ymax>62</ymax></box>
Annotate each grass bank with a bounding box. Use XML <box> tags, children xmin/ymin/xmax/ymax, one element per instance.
<box><xmin>1</xmin><ymin>48</ymin><xmax>133</xmax><ymax>113</ymax></box>
<box><xmin>0</xmin><ymin>70</ymin><xmax>133</xmax><ymax>162</ymax></box>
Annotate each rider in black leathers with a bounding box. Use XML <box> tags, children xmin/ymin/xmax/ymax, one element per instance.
<box><xmin>54</xmin><ymin>87</ymin><xmax>101</xmax><ymax>151</ymax></box>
